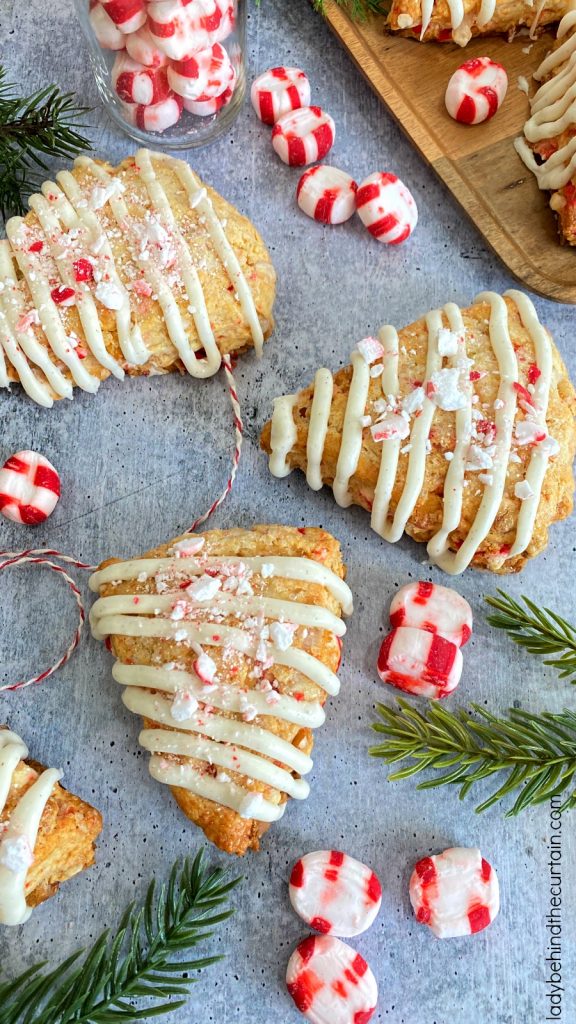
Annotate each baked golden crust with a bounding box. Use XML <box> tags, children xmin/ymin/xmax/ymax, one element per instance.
<box><xmin>1</xmin><ymin>756</ymin><xmax>102</xmax><ymax>909</ymax></box>
<box><xmin>387</xmin><ymin>0</ymin><xmax>564</xmax><ymax>42</ymax></box>
<box><xmin>97</xmin><ymin>524</ymin><xmax>347</xmax><ymax>856</ymax></box>
<box><xmin>260</xmin><ymin>297</ymin><xmax>576</xmax><ymax>574</ymax></box>
<box><xmin>4</xmin><ymin>153</ymin><xmax>276</xmax><ymax>399</ymax></box>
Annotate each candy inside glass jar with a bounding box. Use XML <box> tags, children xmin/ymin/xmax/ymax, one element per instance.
<box><xmin>73</xmin><ymin>1</ymin><xmax>246</xmax><ymax>149</ymax></box>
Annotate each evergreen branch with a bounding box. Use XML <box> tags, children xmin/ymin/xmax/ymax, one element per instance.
<box><xmin>485</xmin><ymin>591</ymin><xmax>576</xmax><ymax>683</ymax></box>
<box><xmin>0</xmin><ymin>67</ymin><xmax>92</xmax><ymax>219</ymax></box>
<box><xmin>312</xmin><ymin>0</ymin><xmax>390</xmax><ymax>20</ymax></box>
<box><xmin>370</xmin><ymin>700</ymin><xmax>576</xmax><ymax>815</ymax></box>
<box><xmin>0</xmin><ymin>852</ymin><xmax>240</xmax><ymax>1024</ymax></box>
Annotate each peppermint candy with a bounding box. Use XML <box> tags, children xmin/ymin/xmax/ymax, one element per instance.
<box><xmin>147</xmin><ymin>0</ymin><xmax>230</xmax><ymax>61</ymax></box>
<box><xmin>389</xmin><ymin>581</ymin><xmax>473</xmax><ymax>647</ymax></box>
<box><xmin>167</xmin><ymin>42</ymin><xmax>234</xmax><ymax>101</ymax></box>
<box><xmin>89</xmin><ymin>2</ymin><xmax>125</xmax><ymax>50</ymax></box>
<box><xmin>112</xmin><ymin>53</ymin><xmax>172</xmax><ymax>105</ymax></box>
<box><xmin>356</xmin><ymin>172</ymin><xmax>418</xmax><ymax>245</ymax></box>
<box><xmin>409</xmin><ymin>847</ymin><xmax>500</xmax><ymax>939</ymax></box>
<box><xmin>122</xmin><ymin>93</ymin><xmax>184</xmax><ymax>133</ymax></box>
<box><xmin>445</xmin><ymin>57</ymin><xmax>508</xmax><ymax>126</ymax></box>
<box><xmin>182</xmin><ymin>81</ymin><xmax>235</xmax><ymax>116</ymax></box>
<box><xmin>286</xmin><ymin>935</ymin><xmax>378</xmax><ymax>1024</ymax></box>
<box><xmin>377</xmin><ymin>626</ymin><xmax>463</xmax><ymax>699</ymax></box>
<box><xmin>0</xmin><ymin>451</ymin><xmax>60</xmax><ymax>526</ymax></box>
<box><xmin>251</xmin><ymin>66</ymin><xmax>311</xmax><ymax>125</ymax></box>
<box><xmin>99</xmin><ymin>0</ymin><xmax>147</xmax><ymax>34</ymax></box>
<box><xmin>289</xmin><ymin>850</ymin><xmax>382</xmax><ymax>938</ymax></box>
<box><xmin>126</xmin><ymin>25</ymin><xmax>169</xmax><ymax>68</ymax></box>
<box><xmin>297</xmin><ymin>165</ymin><xmax>358</xmax><ymax>225</ymax></box>
<box><xmin>272</xmin><ymin>106</ymin><xmax>335</xmax><ymax>167</ymax></box>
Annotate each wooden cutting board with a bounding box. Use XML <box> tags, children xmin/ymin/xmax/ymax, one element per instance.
<box><xmin>323</xmin><ymin>4</ymin><xmax>576</xmax><ymax>304</ymax></box>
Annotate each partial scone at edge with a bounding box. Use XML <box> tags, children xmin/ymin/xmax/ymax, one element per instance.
<box><xmin>260</xmin><ymin>295</ymin><xmax>576</xmax><ymax>574</ymax></box>
<box><xmin>92</xmin><ymin>525</ymin><xmax>349</xmax><ymax>856</ymax></box>
<box><xmin>387</xmin><ymin>0</ymin><xmax>565</xmax><ymax>42</ymax></box>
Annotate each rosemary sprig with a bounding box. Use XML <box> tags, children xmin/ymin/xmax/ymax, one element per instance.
<box><xmin>0</xmin><ymin>67</ymin><xmax>92</xmax><ymax>219</ymax></box>
<box><xmin>485</xmin><ymin>590</ymin><xmax>576</xmax><ymax>683</ymax></box>
<box><xmin>370</xmin><ymin>699</ymin><xmax>576</xmax><ymax>816</ymax></box>
<box><xmin>0</xmin><ymin>852</ymin><xmax>240</xmax><ymax>1024</ymax></box>
<box><xmin>312</xmin><ymin>0</ymin><xmax>390</xmax><ymax>19</ymax></box>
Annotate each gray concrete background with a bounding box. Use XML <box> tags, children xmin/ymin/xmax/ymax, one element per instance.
<box><xmin>0</xmin><ymin>1</ymin><xmax>574</xmax><ymax>1021</ymax></box>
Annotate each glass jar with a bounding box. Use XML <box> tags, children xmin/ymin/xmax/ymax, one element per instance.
<box><xmin>73</xmin><ymin>1</ymin><xmax>246</xmax><ymax>150</ymax></box>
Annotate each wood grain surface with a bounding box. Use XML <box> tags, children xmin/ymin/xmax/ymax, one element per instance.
<box><xmin>324</xmin><ymin>4</ymin><xmax>576</xmax><ymax>304</ymax></box>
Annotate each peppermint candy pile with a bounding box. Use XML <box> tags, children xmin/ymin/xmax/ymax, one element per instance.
<box><xmin>377</xmin><ymin>581</ymin><xmax>473</xmax><ymax>698</ymax></box>
<box><xmin>89</xmin><ymin>0</ymin><xmax>237</xmax><ymax>132</ymax></box>
<box><xmin>250</xmin><ymin>64</ymin><xmax>417</xmax><ymax>243</ymax></box>
<box><xmin>286</xmin><ymin>850</ymin><xmax>382</xmax><ymax>1023</ymax></box>
<box><xmin>409</xmin><ymin>847</ymin><xmax>500</xmax><ymax>939</ymax></box>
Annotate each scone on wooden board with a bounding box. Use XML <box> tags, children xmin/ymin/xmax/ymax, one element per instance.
<box><xmin>387</xmin><ymin>0</ymin><xmax>565</xmax><ymax>45</ymax></box>
<box><xmin>515</xmin><ymin>5</ymin><xmax>576</xmax><ymax>246</ymax></box>
<box><xmin>0</xmin><ymin>729</ymin><xmax>103</xmax><ymax>926</ymax></box>
<box><xmin>261</xmin><ymin>290</ymin><xmax>576</xmax><ymax>575</ymax></box>
<box><xmin>89</xmin><ymin>525</ymin><xmax>352</xmax><ymax>856</ymax></box>
<box><xmin>0</xmin><ymin>149</ymin><xmax>276</xmax><ymax>408</ymax></box>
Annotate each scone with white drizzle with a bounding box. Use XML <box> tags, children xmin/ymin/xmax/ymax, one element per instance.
<box><xmin>0</xmin><ymin>149</ymin><xmax>276</xmax><ymax>407</ymax></box>
<box><xmin>261</xmin><ymin>291</ymin><xmax>576</xmax><ymax>575</ymax></box>
<box><xmin>0</xmin><ymin>729</ymin><xmax>102</xmax><ymax>926</ymax></box>
<box><xmin>89</xmin><ymin>525</ymin><xmax>352</xmax><ymax>856</ymax></box>
<box><xmin>387</xmin><ymin>0</ymin><xmax>565</xmax><ymax>45</ymax></box>
<box><xmin>515</xmin><ymin>3</ymin><xmax>576</xmax><ymax>246</ymax></box>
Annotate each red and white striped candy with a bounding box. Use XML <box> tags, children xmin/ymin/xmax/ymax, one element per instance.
<box><xmin>445</xmin><ymin>57</ymin><xmax>508</xmax><ymax>126</ymax></box>
<box><xmin>356</xmin><ymin>172</ymin><xmax>418</xmax><ymax>245</ymax></box>
<box><xmin>112</xmin><ymin>53</ymin><xmax>172</xmax><ymax>105</ymax></box>
<box><xmin>182</xmin><ymin>79</ymin><xmax>235</xmax><ymax>116</ymax></box>
<box><xmin>296</xmin><ymin>166</ymin><xmax>358</xmax><ymax>225</ymax></box>
<box><xmin>126</xmin><ymin>25</ymin><xmax>169</xmax><ymax>68</ymax></box>
<box><xmin>409</xmin><ymin>848</ymin><xmax>500</xmax><ymax>939</ymax></box>
<box><xmin>122</xmin><ymin>93</ymin><xmax>184</xmax><ymax>132</ymax></box>
<box><xmin>251</xmin><ymin>66</ymin><xmax>311</xmax><ymax>126</ymax></box>
<box><xmin>389</xmin><ymin>581</ymin><xmax>473</xmax><ymax>647</ymax></box>
<box><xmin>286</xmin><ymin>935</ymin><xmax>378</xmax><ymax>1024</ymax></box>
<box><xmin>0</xmin><ymin>451</ymin><xmax>60</xmax><ymax>526</ymax></box>
<box><xmin>89</xmin><ymin>2</ymin><xmax>125</xmax><ymax>50</ymax></box>
<box><xmin>289</xmin><ymin>851</ymin><xmax>382</xmax><ymax>938</ymax></box>
<box><xmin>377</xmin><ymin>626</ymin><xmax>462</xmax><ymax>699</ymax></box>
<box><xmin>272</xmin><ymin>106</ymin><xmax>335</xmax><ymax>167</ymax></box>
<box><xmin>99</xmin><ymin>0</ymin><xmax>146</xmax><ymax>34</ymax></box>
<box><xmin>147</xmin><ymin>0</ymin><xmax>229</xmax><ymax>60</ymax></box>
<box><xmin>168</xmin><ymin>42</ymin><xmax>234</xmax><ymax>100</ymax></box>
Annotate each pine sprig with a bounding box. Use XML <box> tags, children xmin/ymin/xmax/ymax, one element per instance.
<box><xmin>485</xmin><ymin>591</ymin><xmax>576</xmax><ymax>683</ymax></box>
<box><xmin>370</xmin><ymin>699</ymin><xmax>576</xmax><ymax>816</ymax></box>
<box><xmin>312</xmin><ymin>0</ymin><xmax>390</xmax><ymax>20</ymax></box>
<box><xmin>0</xmin><ymin>67</ymin><xmax>92</xmax><ymax>220</ymax></box>
<box><xmin>0</xmin><ymin>852</ymin><xmax>240</xmax><ymax>1024</ymax></box>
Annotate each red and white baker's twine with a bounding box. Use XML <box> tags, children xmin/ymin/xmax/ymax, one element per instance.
<box><xmin>2</xmin><ymin>355</ymin><xmax>244</xmax><ymax>692</ymax></box>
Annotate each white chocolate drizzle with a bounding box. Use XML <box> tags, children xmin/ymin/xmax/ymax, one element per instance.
<box><xmin>515</xmin><ymin>6</ymin><xmax>576</xmax><ymax>192</ymax></box>
<box><xmin>268</xmin><ymin>291</ymin><xmax>556</xmax><ymax>575</ymax></box>
<box><xmin>416</xmin><ymin>0</ymin><xmax>547</xmax><ymax>41</ymax></box>
<box><xmin>1</xmin><ymin>150</ymin><xmax>264</xmax><ymax>404</ymax></box>
<box><xmin>89</xmin><ymin>544</ymin><xmax>352</xmax><ymax>822</ymax></box>
<box><xmin>0</xmin><ymin>731</ymin><xmax>61</xmax><ymax>927</ymax></box>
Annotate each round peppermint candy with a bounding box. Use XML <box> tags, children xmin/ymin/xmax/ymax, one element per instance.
<box><xmin>251</xmin><ymin>66</ymin><xmax>311</xmax><ymax>125</ymax></box>
<box><xmin>297</xmin><ymin>165</ymin><xmax>358</xmax><ymax>225</ymax></box>
<box><xmin>126</xmin><ymin>25</ymin><xmax>169</xmax><ymax>69</ymax></box>
<box><xmin>272</xmin><ymin>106</ymin><xmax>335</xmax><ymax>167</ymax></box>
<box><xmin>112</xmin><ymin>53</ymin><xmax>172</xmax><ymax>105</ymax></box>
<box><xmin>389</xmin><ymin>581</ymin><xmax>473</xmax><ymax>647</ymax></box>
<box><xmin>286</xmin><ymin>935</ymin><xmax>378</xmax><ymax>1024</ymax></box>
<box><xmin>147</xmin><ymin>0</ymin><xmax>230</xmax><ymax>61</ymax></box>
<box><xmin>289</xmin><ymin>850</ymin><xmax>382</xmax><ymax>937</ymax></box>
<box><xmin>122</xmin><ymin>93</ymin><xmax>184</xmax><ymax>133</ymax></box>
<box><xmin>445</xmin><ymin>57</ymin><xmax>508</xmax><ymax>126</ymax></box>
<box><xmin>356</xmin><ymin>172</ymin><xmax>418</xmax><ymax>245</ymax></box>
<box><xmin>0</xmin><ymin>451</ymin><xmax>60</xmax><ymax>526</ymax></box>
<box><xmin>182</xmin><ymin>80</ymin><xmax>235</xmax><ymax>116</ymax></box>
<box><xmin>99</xmin><ymin>0</ymin><xmax>147</xmax><ymax>34</ymax></box>
<box><xmin>377</xmin><ymin>626</ymin><xmax>463</xmax><ymax>699</ymax></box>
<box><xmin>167</xmin><ymin>42</ymin><xmax>234</xmax><ymax>100</ymax></box>
<box><xmin>89</xmin><ymin>2</ymin><xmax>125</xmax><ymax>50</ymax></box>
<box><xmin>409</xmin><ymin>847</ymin><xmax>500</xmax><ymax>939</ymax></box>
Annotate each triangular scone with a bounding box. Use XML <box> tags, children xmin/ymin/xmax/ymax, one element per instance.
<box><xmin>261</xmin><ymin>291</ymin><xmax>576</xmax><ymax>575</ymax></box>
<box><xmin>387</xmin><ymin>0</ymin><xmax>564</xmax><ymax>44</ymax></box>
<box><xmin>0</xmin><ymin>149</ymin><xmax>276</xmax><ymax>407</ymax></box>
<box><xmin>0</xmin><ymin>729</ymin><xmax>102</xmax><ymax>926</ymax></box>
<box><xmin>515</xmin><ymin>8</ymin><xmax>576</xmax><ymax>246</ymax></box>
<box><xmin>89</xmin><ymin>525</ymin><xmax>352</xmax><ymax>856</ymax></box>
